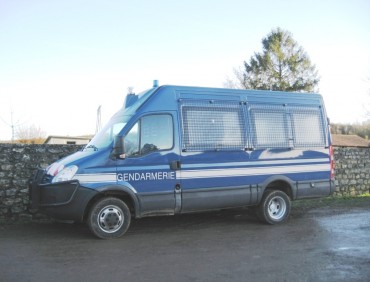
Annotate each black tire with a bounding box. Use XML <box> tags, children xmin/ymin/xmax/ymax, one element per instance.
<box><xmin>88</xmin><ymin>197</ymin><xmax>131</xmax><ymax>239</ymax></box>
<box><xmin>256</xmin><ymin>190</ymin><xmax>291</xmax><ymax>224</ymax></box>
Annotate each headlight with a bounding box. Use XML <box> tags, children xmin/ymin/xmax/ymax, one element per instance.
<box><xmin>47</xmin><ymin>162</ymin><xmax>64</xmax><ymax>176</ymax></box>
<box><xmin>52</xmin><ymin>165</ymin><xmax>78</xmax><ymax>183</ymax></box>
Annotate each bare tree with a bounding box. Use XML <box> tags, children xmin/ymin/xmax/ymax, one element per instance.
<box><xmin>224</xmin><ymin>67</ymin><xmax>245</xmax><ymax>89</ymax></box>
<box><xmin>15</xmin><ymin>124</ymin><xmax>47</xmax><ymax>144</ymax></box>
<box><xmin>365</xmin><ymin>75</ymin><xmax>370</xmax><ymax>118</ymax></box>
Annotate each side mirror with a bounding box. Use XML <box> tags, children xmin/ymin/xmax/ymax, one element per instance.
<box><xmin>112</xmin><ymin>136</ymin><xmax>126</xmax><ymax>159</ymax></box>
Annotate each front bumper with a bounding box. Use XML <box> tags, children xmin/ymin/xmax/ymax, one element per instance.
<box><xmin>29</xmin><ymin>169</ymin><xmax>98</xmax><ymax>222</ymax></box>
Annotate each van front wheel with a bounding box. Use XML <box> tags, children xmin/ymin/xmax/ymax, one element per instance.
<box><xmin>256</xmin><ymin>190</ymin><xmax>291</xmax><ymax>224</ymax></box>
<box><xmin>88</xmin><ymin>197</ymin><xmax>131</xmax><ymax>239</ymax></box>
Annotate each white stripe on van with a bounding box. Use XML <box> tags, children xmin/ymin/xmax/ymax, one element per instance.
<box><xmin>177</xmin><ymin>163</ymin><xmax>330</xmax><ymax>180</ymax></box>
<box><xmin>73</xmin><ymin>173</ymin><xmax>116</xmax><ymax>183</ymax></box>
<box><xmin>181</xmin><ymin>158</ymin><xmax>329</xmax><ymax>169</ymax></box>
<box><xmin>72</xmin><ymin>162</ymin><xmax>330</xmax><ymax>183</ymax></box>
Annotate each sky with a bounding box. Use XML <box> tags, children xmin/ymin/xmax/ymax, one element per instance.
<box><xmin>0</xmin><ymin>0</ymin><xmax>369</xmax><ymax>141</ymax></box>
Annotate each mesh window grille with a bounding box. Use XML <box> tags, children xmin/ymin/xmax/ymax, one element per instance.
<box><xmin>250</xmin><ymin>104</ymin><xmax>289</xmax><ymax>148</ymax></box>
<box><xmin>181</xmin><ymin>101</ymin><xmax>246</xmax><ymax>151</ymax></box>
<box><xmin>290</xmin><ymin>107</ymin><xmax>325</xmax><ymax>147</ymax></box>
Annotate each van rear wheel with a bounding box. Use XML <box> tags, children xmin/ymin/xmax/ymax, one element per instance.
<box><xmin>256</xmin><ymin>190</ymin><xmax>291</xmax><ymax>224</ymax></box>
<box><xmin>88</xmin><ymin>197</ymin><xmax>131</xmax><ymax>239</ymax></box>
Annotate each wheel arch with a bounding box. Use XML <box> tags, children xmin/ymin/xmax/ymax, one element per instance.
<box><xmin>83</xmin><ymin>185</ymin><xmax>141</xmax><ymax>222</ymax></box>
<box><xmin>259</xmin><ymin>175</ymin><xmax>296</xmax><ymax>201</ymax></box>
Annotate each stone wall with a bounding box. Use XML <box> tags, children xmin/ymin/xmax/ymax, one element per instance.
<box><xmin>333</xmin><ymin>147</ymin><xmax>370</xmax><ymax>197</ymax></box>
<box><xmin>0</xmin><ymin>144</ymin><xmax>369</xmax><ymax>222</ymax></box>
<box><xmin>0</xmin><ymin>144</ymin><xmax>82</xmax><ymax>222</ymax></box>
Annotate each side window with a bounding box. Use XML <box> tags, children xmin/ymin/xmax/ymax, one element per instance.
<box><xmin>141</xmin><ymin>115</ymin><xmax>173</xmax><ymax>154</ymax></box>
<box><xmin>250</xmin><ymin>105</ymin><xmax>289</xmax><ymax>149</ymax></box>
<box><xmin>290</xmin><ymin>108</ymin><xmax>325</xmax><ymax>147</ymax></box>
<box><xmin>249</xmin><ymin>104</ymin><xmax>326</xmax><ymax>149</ymax></box>
<box><xmin>124</xmin><ymin>114</ymin><xmax>173</xmax><ymax>157</ymax></box>
<box><xmin>182</xmin><ymin>101</ymin><xmax>245</xmax><ymax>151</ymax></box>
<box><xmin>124</xmin><ymin>123</ymin><xmax>140</xmax><ymax>156</ymax></box>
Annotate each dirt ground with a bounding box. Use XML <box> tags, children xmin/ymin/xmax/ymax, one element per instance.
<box><xmin>1</xmin><ymin>197</ymin><xmax>369</xmax><ymax>282</ymax></box>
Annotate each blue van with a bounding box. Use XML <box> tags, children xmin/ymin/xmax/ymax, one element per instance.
<box><xmin>29</xmin><ymin>83</ymin><xmax>334</xmax><ymax>238</ymax></box>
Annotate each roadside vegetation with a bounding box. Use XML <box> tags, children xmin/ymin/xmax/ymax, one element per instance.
<box><xmin>292</xmin><ymin>193</ymin><xmax>370</xmax><ymax>213</ymax></box>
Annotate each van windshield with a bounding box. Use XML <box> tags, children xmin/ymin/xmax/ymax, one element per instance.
<box><xmin>83</xmin><ymin>87</ymin><xmax>156</xmax><ymax>151</ymax></box>
<box><xmin>83</xmin><ymin>115</ymin><xmax>130</xmax><ymax>151</ymax></box>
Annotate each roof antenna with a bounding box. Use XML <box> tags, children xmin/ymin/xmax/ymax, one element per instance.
<box><xmin>95</xmin><ymin>105</ymin><xmax>102</xmax><ymax>133</ymax></box>
<box><xmin>153</xmin><ymin>80</ymin><xmax>158</xmax><ymax>87</ymax></box>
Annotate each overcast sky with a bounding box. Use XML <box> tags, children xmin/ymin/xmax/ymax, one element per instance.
<box><xmin>1</xmin><ymin>0</ymin><xmax>369</xmax><ymax>141</ymax></box>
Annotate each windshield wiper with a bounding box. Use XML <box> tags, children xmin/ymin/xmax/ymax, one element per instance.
<box><xmin>85</xmin><ymin>144</ymin><xmax>99</xmax><ymax>151</ymax></box>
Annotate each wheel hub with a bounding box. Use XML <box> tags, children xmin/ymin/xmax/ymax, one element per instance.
<box><xmin>269</xmin><ymin>201</ymin><xmax>279</xmax><ymax>214</ymax></box>
<box><xmin>267</xmin><ymin>196</ymin><xmax>286</xmax><ymax>220</ymax></box>
<box><xmin>98</xmin><ymin>206</ymin><xmax>124</xmax><ymax>233</ymax></box>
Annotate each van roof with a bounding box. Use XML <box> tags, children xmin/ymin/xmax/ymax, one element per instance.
<box><xmin>157</xmin><ymin>85</ymin><xmax>324</xmax><ymax>105</ymax></box>
<box><xmin>121</xmin><ymin>84</ymin><xmax>326</xmax><ymax>118</ymax></box>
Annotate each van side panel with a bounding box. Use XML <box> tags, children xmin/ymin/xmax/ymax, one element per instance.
<box><xmin>296</xmin><ymin>180</ymin><xmax>333</xmax><ymax>198</ymax></box>
<box><xmin>181</xmin><ymin>186</ymin><xmax>255</xmax><ymax>212</ymax></box>
<box><xmin>175</xmin><ymin>87</ymin><xmax>332</xmax><ymax>212</ymax></box>
<box><xmin>179</xmin><ymin>151</ymin><xmax>259</xmax><ymax>212</ymax></box>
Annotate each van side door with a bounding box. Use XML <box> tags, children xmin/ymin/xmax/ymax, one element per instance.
<box><xmin>116</xmin><ymin>112</ymin><xmax>180</xmax><ymax>217</ymax></box>
<box><xmin>178</xmin><ymin>99</ymin><xmax>257</xmax><ymax>212</ymax></box>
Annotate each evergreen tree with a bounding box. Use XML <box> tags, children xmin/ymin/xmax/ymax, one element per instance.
<box><xmin>241</xmin><ymin>28</ymin><xmax>319</xmax><ymax>92</ymax></box>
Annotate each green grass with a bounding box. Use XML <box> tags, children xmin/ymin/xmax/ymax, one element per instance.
<box><xmin>292</xmin><ymin>193</ymin><xmax>370</xmax><ymax>210</ymax></box>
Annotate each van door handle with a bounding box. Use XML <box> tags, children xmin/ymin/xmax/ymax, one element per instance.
<box><xmin>170</xmin><ymin>160</ymin><xmax>181</xmax><ymax>170</ymax></box>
